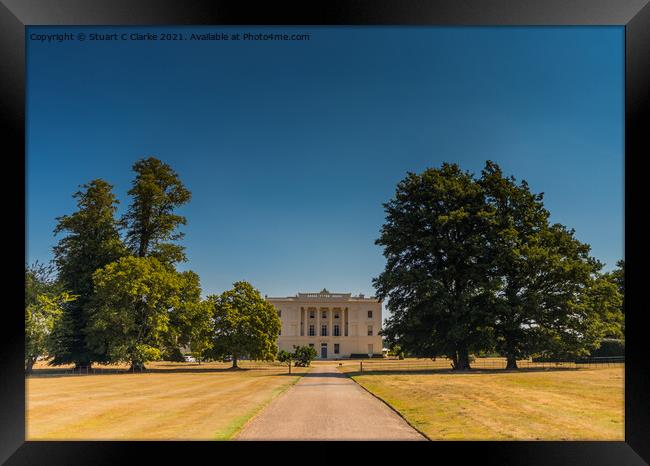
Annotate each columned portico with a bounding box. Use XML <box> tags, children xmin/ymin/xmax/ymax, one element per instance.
<box><xmin>268</xmin><ymin>288</ymin><xmax>383</xmax><ymax>359</ymax></box>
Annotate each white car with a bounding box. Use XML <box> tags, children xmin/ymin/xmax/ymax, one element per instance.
<box><xmin>183</xmin><ymin>355</ymin><xmax>196</xmax><ymax>362</ymax></box>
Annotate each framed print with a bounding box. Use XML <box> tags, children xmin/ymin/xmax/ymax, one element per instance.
<box><xmin>2</xmin><ymin>0</ymin><xmax>648</xmax><ymax>464</ymax></box>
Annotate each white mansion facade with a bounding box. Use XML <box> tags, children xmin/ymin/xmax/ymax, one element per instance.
<box><xmin>267</xmin><ymin>289</ymin><xmax>383</xmax><ymax>359</ymax></box>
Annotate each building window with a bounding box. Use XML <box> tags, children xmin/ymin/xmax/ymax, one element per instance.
<box><xmin>321</xmin><ymin>325</ymin><xmax>327</xmax><ymax>336</ymax></box>
<box><xmin>334</xmin><ymin>325</ymin><xmax>340</xmax><ymax>336</ymax></box>
<box><xmin>278</xmin><ymin>310</ymin><xmax>282</xmax><ymax>317</ymax></box>
<box><xmin>367</xmin><ymin>310</ymin><xmax>373</xmax><ymax>319</ymax></box>
<box><xmin>334</xmin><ymin>344</ymin><xmax>340</xmax><ymax>354</ymax></box>
<box><xmin>334</xmin><ymin>312</ymin><xmax>339</xmax><ymax>319</ymax></box>
<box><xmin>309</xmin><ymin>310</ymin><xmax>315</xmax><ymax>319</ymax></box>
<box><xmin>309</xmin><ymin>325</ymin><xmax>315</xmax><ymax>336</ymax></box>
<box><xmin>322</xmin><ymin>311</ymin><xmax>327</xmax><ymax>319</ymax></box>
<box><xmin>367</xmin><ymin>325</ymin><xmax>373</xmax><ymax>336</ymax></box>
<box><xmin>309</xmin><ymin>343</ymin><xmax>314</xmax><ymax>348</ymax></box>
<box><xmin>368</xmin><ymin>344</ymin><xmax>373</xmax><ymax>355</ymax></box>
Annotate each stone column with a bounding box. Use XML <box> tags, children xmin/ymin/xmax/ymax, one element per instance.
<box><xmin>329</xmin><ymin>307</ymin><xmax>333</xmax><ymax>338</ymax></box>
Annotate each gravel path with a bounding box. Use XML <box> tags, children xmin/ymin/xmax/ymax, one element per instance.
<box><xmin>235</xmin><ymin>364</ymin><xmax>426</xmax><ymax>440</ymax></box>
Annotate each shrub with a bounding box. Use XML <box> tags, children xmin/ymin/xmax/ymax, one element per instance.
<box><xmin>590</xmin><ymin>338</ymin><xmax>625</xmax><ymax>357</ymax></box>
<box><xmin>293</xmin><ymin>345</ymin><xmax>317</xmax><ymax>367</ymax></box>
<box><xmin>277</xmin><ymin>349</ymin><xmax>292</xmax><ymax>364</ymax></box>
<box><xmin>162</xmin><ymin>346</ymin><xmax>185</xmax><ymax>362</ymax></box>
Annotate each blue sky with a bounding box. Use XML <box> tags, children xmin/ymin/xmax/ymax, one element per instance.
<box><xmin>27</xmin><ymin>26</ymin><xmax>624</xmax><ymax>299</ymax></box>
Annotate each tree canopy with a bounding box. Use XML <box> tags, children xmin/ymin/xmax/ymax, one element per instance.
<box><xmin>207</xmin><ymin>281</ymin><xmax>281</xmax><ymax>368</ymax></box>
<box><xmin>376</xmin><ymin>161</ymin><xmax>624</xmax><ymax>370</ymax></box>
<box><xmin>25</xmin><ymin>262</ymin><xmax>77</xmax><ymax>373</ymax></box>
<box><xmin>45</xmin><ymin>158</ymin><xmax>201</xmax><ymax>371</ymax></box>
<box><xmin>86</xmin><ymin>256</ymin><xmax>200</xmax><ymax>370</ymax></box>
<box><xmin>123</xmin><ymin>157</ymin><xmax>191</xmax><ymax>266</ymax></box>
<box><xmin>374</xmin><ymin>163</ymin><xmax>498</xmax><ymax>370</ymax></box>
<box><xmin>49</xmin><ymin>179</ymin><xmax>126</xmax><ymax>369</ymax></box>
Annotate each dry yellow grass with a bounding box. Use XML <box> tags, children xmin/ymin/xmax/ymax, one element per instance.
<box><xmin>27</xmin><ymin>361</ymin><xmax>307</xmax><ymax>440</ymax></box>
<box><xmin>342</xmin><ymin>366</ymin><xmax>624</xmax><ymax>440</ymax></box>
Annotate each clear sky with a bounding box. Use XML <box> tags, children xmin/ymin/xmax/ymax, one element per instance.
<box><xmin>27</xmin><ymin>26</ymin><xmax>624</xmax><ymax>299</ymax></box>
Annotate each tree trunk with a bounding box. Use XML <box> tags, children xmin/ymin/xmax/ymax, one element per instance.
<box><xmin>231</xmin><ymin>355</ymin><xmax>238</xmax><ymax>369</ymax></box>
<box><xmin>74</xmin><ymin>362</ymin><xmax>92</xmax><ymax>372</ymax></box>
<box><xmin>453</xmin><ymin>347</ymin><xmax>471</xmax><ymax>371</ymax></box>
<box><xmin>506</xmin><ymin>354</ymin><xmax>518</xmax><ymax>370</ymax></box>
<box><xmin>130</xmin><ymin>361</ymin><xmax>146</xmax><ymax>372</ymax></box>
<box><xmin>25</xmin><ymin>356</ymin><xmax>37</xmax><ymax>375</ymax></box>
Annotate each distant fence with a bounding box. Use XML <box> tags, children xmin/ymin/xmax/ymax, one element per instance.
<box><xmin>354</xmin><ymin>356</ymin><xmax>625</xmax><ymax>374</ymax></box>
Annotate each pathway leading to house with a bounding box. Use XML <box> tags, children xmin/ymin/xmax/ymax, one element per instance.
<box><xmin>235</xmin><ymin>364</ymin><xmax>426</xmax><ymax>440</ymax></box>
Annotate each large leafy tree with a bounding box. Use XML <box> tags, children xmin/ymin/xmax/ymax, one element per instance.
<box><xmin>185</xmin><ymin>301</ymin><xmax>215</xmax><ymax>364</ymax></box>
<box><xmin>25</xmin><ymin>262</ymin><xmax>77</xmax><ymax>373</ymax></box>
<box><xmin>86</xmin><ymin>256</ymin><xmax>195</xmax><ymax>371</ymax></box>
<box><xmin>49</xmin><ymin>180</ymin><xmax>126</xmax><ymax>370</ymax></box>
<box><xmin>207</xmin><ymin>281</ymin><xmax>281</xmax><ymax>369</ymax></box>
<box><xmin>478</xmin><ymin>161</ymin><xmax>554</xmax><ymax>369</ymax></box>
<box><xmin>605</xmin><ymin>259</ymin><xmax>625</xmax><ymax>324</ymax></box>
<box><xmin>161</xmin><ymin>271</ymin><xmax>214</xmax><ymax>363</ymax></box>
<box><xmin>375</xmin><ymin>161</ymin><xmax>621</xmax><ymax>370</ymax></box>
<box><xmin>533</xmin><ymin>230</ymin><xmax>624</xmax><ymax>359</ymax></box>
<box><xmin>123</xmin><ymin>157</ymin><xmax>191</xmax><ymax>266</ymax></box>
<box><xmin>611</xmin><ymin>260</ymin><xmax>624</xmax><ymax>300</ymax></box>
<box><xmin>374</xmin><ymin>164</ymin><xmax>497</xmax><ymax>370</ymax></box>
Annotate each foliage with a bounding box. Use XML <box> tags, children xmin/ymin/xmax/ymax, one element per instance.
<box><xmin>25</xmin><ymin>263</ymin><xmax>77</xmax><ymax>373</ymax></box>
<box><xmin>277</xmin><ymin>349</ymin><xmax>293</xmax><ymax>365</ymax></box>
<box><xmin>206</xmin><ymin>281</ymin><xmax>281</xmax><ymax>368</ymax></box>
<box><xmin>374</xmin><ymin>163</ymin><xmax>497</xmax><ymax>370</ymax></box>
<box><xmin>478</xmin><ymin>161</ymin><xmax>551</xmax><ymax>368</ymax></box>
<box><xmin>86</xmin><ymin>256</ymin><xmax>195</xmax><ymax>370</ymax></box>
<box><xmin>536</xmin><ymin>270</ymin><xmax>624</xmax><ymax>359</ymax></box>
<box><xmin>603</xmin><ymin>260</ymin><xmax>625</xmax><ymax>333</ymax></box>
<box><xmin>292</xmin><ymin>345</ymin><xmax>317</xmax><ymax>367</ymax></box>
<box><xmin>49</xmin><ymin>179</ymin><xmax>126</xmax><ymax>368</ymax></box>
<box><xmin>185</xmin><ymin>300</ymin><xmax>214</xmax><ymax>363</ymax></box>
<box><xmin>476</xmin><ymin>162</ymin><xmax>618</xmax><ymax>367</ymax></box>
<box><xmin>590</xmin><ymin>338</ymin><xmax>625</xmax><ymax>357</ymax></box>
<box><xmin>385</xmin><ymin>343</ymin><xmax>406</xmax><ymax>359</ymax></box>
<box><xmin>123</xmin><ymin>157</ymin><xmax>191</xmax><ymax>266</ymax></box>
<box><xmin>608</xmin><ymin>260</ymin><xmax>624</xmax><ymax>302</ymax></box>
<box><xmin>159</xmin><ymin>271</ymin><xmax>213</xmax><ymax>363</ymax></box>
<box><xmin>375</xmin><ymin>161</ymin><xmax>624</xmax><ymax>370</ymax></box>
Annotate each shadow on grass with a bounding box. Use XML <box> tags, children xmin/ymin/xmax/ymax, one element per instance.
<box><xmin>27</xmin><ymin>366</ymin><xmax>292</xmax><ymax>378</ymax></box>
<box><xmin>342</xmin><ymin>366</ymin><xmax>584</xmax><ymax>377</ymax></box>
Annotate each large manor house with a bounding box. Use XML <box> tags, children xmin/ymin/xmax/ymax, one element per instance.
<box><xmin>266</xmin><ymin>289</ymin><xmax>383</xmax><ymax>359</ymax></box>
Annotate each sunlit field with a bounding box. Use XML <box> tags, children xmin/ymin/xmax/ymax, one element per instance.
<box><xmin>339</xmin><ymin>360</ymin><xmax>624</xmax><ymax>440</ymax></box>
<box><xmin>27</xmin><ymin>360</ymin><xmax>307</xmax><ymax>440</ymax></box>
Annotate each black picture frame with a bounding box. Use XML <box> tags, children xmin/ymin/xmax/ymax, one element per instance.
<box><xmin>2</xmin><ymin>1</ymin><xmax>648</xmax><ymax>464</ymax></box>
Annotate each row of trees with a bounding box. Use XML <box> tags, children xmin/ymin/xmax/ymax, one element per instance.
<box><xmin>375</xmin><ymin>161</ymin><xmax>624</xmax><ymax>370</ymax></box>
<box><xmin>26</xmin><ymin>157</ymin><xmax>281</xmax><ymax>373</ymax></box>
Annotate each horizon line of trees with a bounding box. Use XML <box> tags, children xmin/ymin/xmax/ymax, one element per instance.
<box><xmin>375</xmin><ymin>161</ymin><xmax>624</xmax><ymax>370</ymax></box>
